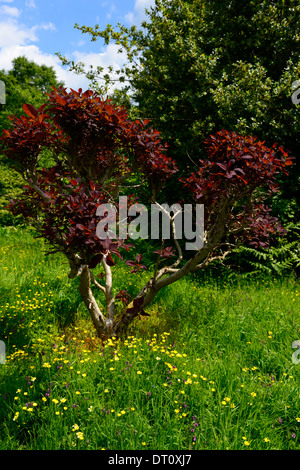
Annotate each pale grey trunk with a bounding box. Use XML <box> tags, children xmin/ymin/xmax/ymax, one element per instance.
<box><xmin>78</xmin><ymin>265</ymin><xmax>107</xmax><ymax>338</ymax></box>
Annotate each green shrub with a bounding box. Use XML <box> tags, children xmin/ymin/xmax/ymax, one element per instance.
<box><xmin>0</xmin><ymin>164</ymin><xmax>24</xmax><ymax>226</ymax></box>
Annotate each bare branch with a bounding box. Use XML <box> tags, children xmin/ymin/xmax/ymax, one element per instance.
<box><xmin>90</xmin><ymin>271</ymin><xmax>106</xmax><ymax>294</ymax></box>
<box><xmin>152</xmin><ymin>239</ymin><xmax>165</xmax><ymax>282</ymax></box>
<box><xmin>102</xmin><ymin>255</ymin><xmax>115</xmax><ymax>328</ymax></box>
<box><xmin>79</xmin><ymin>266</ymin><xmax>106</xmax><ymax>329</ymax></box>
<box><xmin>170</xmin><ymin>223</ymin><xmax>183</xmax><ymax>269</ymax></box>
<box><xmin>192</xmin><ymin>246</ymin><xmax>233</xmax><ymax>271</ymax></box>
<box><xmin>153</xmin><ymin>200</ymin><xmax>183</xmax><ymax>269</ymax></box>
<box><xmin>24</xmin><ymin>177</ymin><xmax>50</xmax><ymax>202</ymax></box>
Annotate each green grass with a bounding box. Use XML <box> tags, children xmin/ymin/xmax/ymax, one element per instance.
<box><xmin>0</xmin><ymin>226</ymin><xmax>300</xmax><ymax>450</ymax></box>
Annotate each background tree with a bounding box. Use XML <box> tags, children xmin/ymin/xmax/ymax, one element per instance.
<box><xmin>0</xmin><ymin>56</ymin><xmax>64</xmax><ymax>225</ymax></box>
<box><xmin>0</xmin><ymin>56</ymin><xmax>64</xmax><ymax>132</ymax></box>
<box><xmin>0</xmin><ymin>87</ymin><xmax>293</xmax><ymax>339</ymax></box>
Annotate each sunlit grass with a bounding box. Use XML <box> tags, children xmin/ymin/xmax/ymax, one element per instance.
<box><xmin>0</xmin><ymin>227</ymin><xmax>300</xmax><ymax>450</ymax></box>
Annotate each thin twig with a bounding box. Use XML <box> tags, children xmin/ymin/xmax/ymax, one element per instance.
<box><xmin>90</xmin><ymin>271</ymin><xmax>106</xmax><ymax>294</ymax></box>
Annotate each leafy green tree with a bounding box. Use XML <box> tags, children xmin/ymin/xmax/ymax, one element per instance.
<box><xmin>0</xmin><ymin>56</ymin><xmax>64</xmax><ymax>132</ymax></box>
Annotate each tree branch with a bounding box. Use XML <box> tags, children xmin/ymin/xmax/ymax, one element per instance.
<box><xmin>90</xmin><ymin>271</ymin><xmax>106</xmax><ymax>294</ymax></box>
<box><xmin>24</xmin><ymin>177</ymin><xmax>51</xmax><ymax>203</ymax></box>
<box><xmin>78</xmin><ymin>265</ymin><xmax>106</xmax><ymax>335</ymax></box>
<box><xmin>102</xmin><ymin>255</ymin><xmax>115</xmax><ymax>329</ymax></box>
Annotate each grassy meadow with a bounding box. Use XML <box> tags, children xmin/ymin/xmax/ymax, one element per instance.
<box><xmin>0</xmin><ymin>226</ymin><xmax>300</xmax><ymax>450</ymax></box>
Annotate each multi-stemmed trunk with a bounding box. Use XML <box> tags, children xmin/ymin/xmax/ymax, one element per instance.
<box><xmin>71</xmin><ymin>199</ymin><xmax>231</xmax><ymax>340</ymax></box>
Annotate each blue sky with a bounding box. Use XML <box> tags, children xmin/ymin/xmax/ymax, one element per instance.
<box><xmin>0</xmin><ymin>0</ymin><xmax>154</xmax><ymax>90</ymax></box>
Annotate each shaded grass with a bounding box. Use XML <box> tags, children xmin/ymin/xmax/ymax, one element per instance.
<box><xmin>0</xmin><ymin>227</ymin><xmax>300</xmax><ymax>450</ymax></box>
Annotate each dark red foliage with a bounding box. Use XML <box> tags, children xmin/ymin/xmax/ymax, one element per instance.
<box><xmin>45</xmin><ymin>87</ymin><xmax>177</xmax><ymax>187</ymax></box>
<box><xmin>1</xmin><ymin>104</ymin><xmax>65</xmax><ymax>174</ymax></box>
<box><xmin>1</xmin><ymin>86</ymin><xmax>177</xmax><ymax>187</ymax></box>
<box><xmin>115</xmin><ymin>290</ymin><xmax>132</xmax><ymax>305</ymax></box>
<box><xmin>181</xmin><ymin>129</ymin><xmax>293</xmax><ymax>248</ymax></box>
<box><xmin>1</xmin><ymin>87</ymin><xmax>178</xmax><ymax>266</ymax></box>
<box><xmin>153</xmin><ymin>246</ymin><xmax>176</xmax><ymax>259</ymax></box>
<box><xmin>1</xmin><ymin>92</ymin><xmax>294</xmax><ymax>267</ymax></box>
<box><xmin>245</xmin><ymin>204</ymin><xmax>287</xmax><ymax>248</ymax></box>
<box><xmin>125</xmin><ymin>254</ymin><xmax>148</xmax><ymax>273</ymax></box>
<box><xmin>9</xmin><ymin>171</ymin><xmax>136</xmax><ymax>267</ymax></box>
<box><xmin>182</xmin><ymin>130</ymin><xmax>292</xmax><ymax>201</ymax></box>
<box><xmin>126</xmin><ymin>296</ymin><xmax>149</xmax><ymax>318</ymax></box>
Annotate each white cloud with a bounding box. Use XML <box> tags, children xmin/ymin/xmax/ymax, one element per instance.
<box><xmin>72</xmin><ymin>43</ymin><xmax>128</xmax><ymax>92</ymax></box>
<box><xmin>125</xmin><ymin>0</ymin><xmax>155</xmax><ymax>25</ymax></box>
<box><xmin>33</xmin><ymin>21</ymin><xmax>56</xmax><ymax>32</ymax></box>
<box><xmin>0</xmin><ymin>4</ymin><xmax>21</xmax><ymax>17</ymax></box>
<box><xmin>73</xmin><ymin>44</ymin><xmax>126</xmax><ymax>72</ymax></box>
<box><xmin>75</xmin><ymin>39</ymin><xmax>86</xmax><ymax>47</ymax></box>
<box><xmin>0</xmin><ymin>2</ymin><xmax>131</xmax><ymax>94</ymax></box>
<box><xmin>0</xmin><ymin>42</ymin><xmax>90</xmax><ymax>91</ymax></box>
<box><xmin>0</xmin><ymin>17</ymin><xmax>87</xmax><ymax>90</ymax></box>
<box><xmin>26</xmin><ymin>0</ymin><xmax>37</xmax><ymax>8</ymax></box>
<box><xmin>0</xmin><ymin>20</ymin><xmax>37</xmax><ymax>49</ymax></box>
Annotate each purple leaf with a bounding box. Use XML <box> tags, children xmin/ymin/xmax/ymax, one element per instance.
<box><xmin>105</xmin><ymin>253</ymin><xmax>115</xmax><ymax>266</ymax></box>
<box><xmin>126</xmin><ymin>259</ymin><xmax>137</xmax><ymax>267</ymax></box>
<box><xmin>136</xmin><ymin>253</ymin><xmax>143</xmax><ymax>263</ymax></box>
<box><xmin>89</xmin><ymin>253</ymin><xmax>103</xmax><ymax>269</ymax></box>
